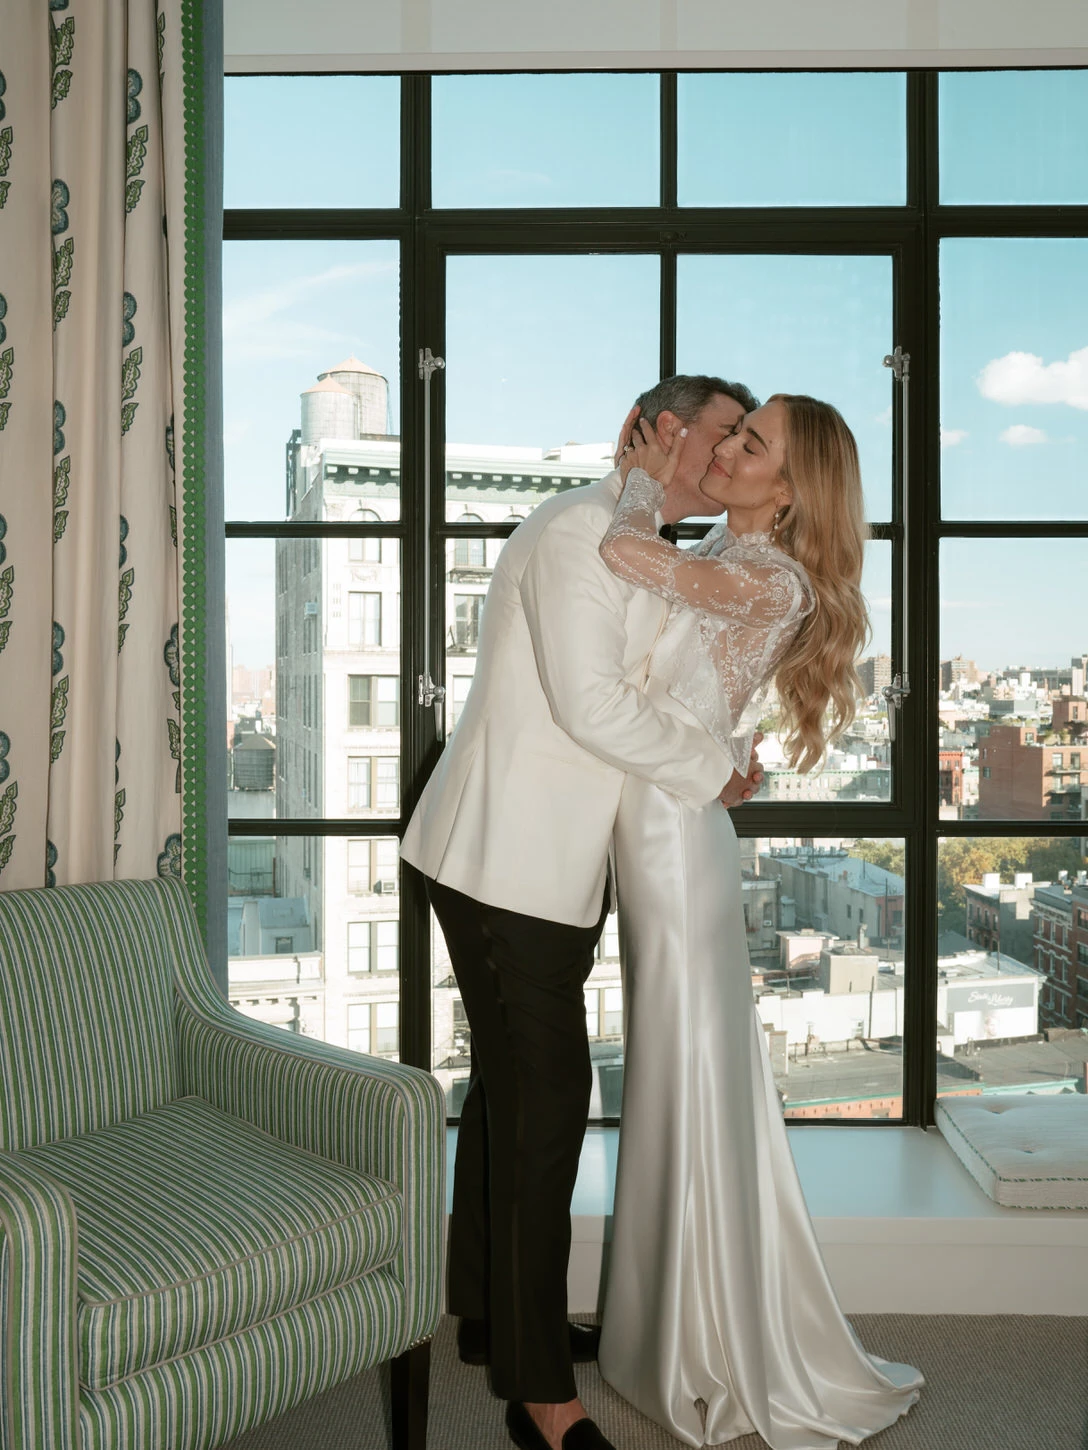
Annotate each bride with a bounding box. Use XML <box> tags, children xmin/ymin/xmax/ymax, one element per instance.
<box><xmin>596</xmin><ymin>395</ymin><xmax>924</xmax><ymax>1449</ymax></box>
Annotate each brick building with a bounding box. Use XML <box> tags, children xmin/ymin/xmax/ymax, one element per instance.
<box><xmin>964</xmin><ymin>871</ymin><xmax>1040</xmax><ymax>964</ymax></box>
<box><xmin>1031</xmin><ymin>874</ymin><xmax>1088</xmax><ymax>1030</ymax></box>
<box><xmin>977</xmin><ymin>721</ymin><xmax>1086</xmax><ymax>820</ymax></box>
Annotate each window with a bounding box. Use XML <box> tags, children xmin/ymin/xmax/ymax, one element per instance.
<box><xmin>347</xmin><ymin>757</ymin><xmax>371</xmax><ymax>810</ymax></box>
<box><xmin>348</xmin><ymin>591</ymin><xmax>382</xmax><ymax>647</ymax></box>
<box><xmin>223</xmin><ymin>69</ymin><xmax>1087</xmax><ymax>1130</ymax></box>
<box><xmin>374</xmin><ymin>756</ymin><xmax>400</xmax><ymax>810</ymax></box>
<box><xmin>346</xmin><ymin>919</ymin><xmax>399</xmax><ymax>973</ymax></box>
<box><xmin>602</xmin><ymin>987</ymin><xmax>624</xmax><ymax>1037</ymax></box>
<box><xmin>347</xmin><ymin>921</ymin><xmax>369</xmax><ymax>973</ymax></box>
<box><xmin>347</xmin><ymin>840</ymin><xmax>369</xmax><ymax>894</ymax></box>
<box><xmin>452</xmin><ymin>594</ymin><xmax>482</xmax><ymax>650</ymax></box>
<box><xmin>1078</xmin><ymin>944</ymin><xmax>1088</xmax><ymax>969</ymax></box>
<box><xmin>349</xmin><ymin>509</ymin><xmax>383</xmax><ymax>564</ymax></box>
<box><xmin>348</xmin><ymin>675</ymin><xmax>399</xmax><ymax>727</ymax></box>
<box><xmin>345</xmin><ymin>1000</ymin><xmax>399</xmax><ymax>1057</ymax></box>
<box><xmin>453</xmin><ymin>516</ymin><xmax>486</xmax><ymax>568</ymax></box>
<box><xmin>274</xmin><ymin>936</ymin><xmax>293</xmax><ymax>954</ymax></box>
<box><xmin>449</xmin><ymin>675</ymin><xmax>472</xmax><ymax>728</ymax></box>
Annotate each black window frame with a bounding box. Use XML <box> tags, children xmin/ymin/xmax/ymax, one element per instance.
<box><xmin>224</xmin><ymin>67</ymin><xmax>1088</xmax><ymax>1127</ymax></box>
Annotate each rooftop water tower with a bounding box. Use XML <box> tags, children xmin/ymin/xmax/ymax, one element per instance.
<box><xmin>318</xmin><ymin>355</ymin><xmax>389</xmax><ymax>437</ymax></box>
<box><xmin>300</xmin><ymin>375</ymin><xmax>355</xmax><ymax>446</ymax></box>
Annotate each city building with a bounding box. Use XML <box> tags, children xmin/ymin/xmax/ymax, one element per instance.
<box><xmin>977</xmin><ymin>721</ymin><xmax>1087</xmax><ymax>819</ymax></box>
<box><xmin>231</xmin><ymin>357</ymin><xmax>625</xmax><ymax>1109</ymax></box>
<box><xmin>757</xmin><ymin>846</ymin><xmax>905</xmax><ymax>948</ymax></box>
<box><xmin>938</xmin><ymin>748</ymin><xmax>966</xmax><ymax>813</ymax></box>
<box><xmin>963</xmin><ymin>871</ymin><xmax>1041</xmax><ymax>964</ymax></box>
<box><xmin>1032</xmin><ymin>878</ymin><xmax>1076</xmax><ymax>1028</ymax></box>
<box><xmin>858</xmin><ymin>653</ymin><xmax>892</xmax><ymax>699</ymax></box>
<box><xmin>940</xmin><ymin>655</ymin><xmax>980</xmax><ymax>691</ymax></box>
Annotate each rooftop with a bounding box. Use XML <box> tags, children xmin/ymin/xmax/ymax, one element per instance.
<box><xmin>762</xmin><ymin>849</ymin><xmax>904</xmax><ymax>898</ymax></box>
<box><xmin>319</xmin><ymin>355</ymin><xmax>385</xmax><ymax>379</ymax></box>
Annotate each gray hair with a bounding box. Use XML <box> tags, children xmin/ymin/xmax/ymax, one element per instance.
<box><xmin>634</xmin><ymin>374</ymin><xmax>760</xmax><ymax>428</ymax></box>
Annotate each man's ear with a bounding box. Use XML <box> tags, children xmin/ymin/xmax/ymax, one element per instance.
<box><xmin>656</xmin><ymin>410</ymin><xmax>684</xmax><ymax>445</ymax></box>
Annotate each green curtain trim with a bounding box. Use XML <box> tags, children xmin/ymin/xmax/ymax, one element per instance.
<box><xmin>180</xmin><ymin>0</ymin><xmax>208</xmax><ymax>944</ymax></box>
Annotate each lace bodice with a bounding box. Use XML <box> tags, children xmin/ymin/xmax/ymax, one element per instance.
<box><xmin>600</xmin><ymin>468</ymin><xmax>814</xmax><ymax>775</ymax></box>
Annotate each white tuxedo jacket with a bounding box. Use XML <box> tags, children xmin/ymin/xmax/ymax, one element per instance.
<box><xmin>400</xmin><ymin>472</ymin><xmax>733</xmax><ymax>927</ymax></box>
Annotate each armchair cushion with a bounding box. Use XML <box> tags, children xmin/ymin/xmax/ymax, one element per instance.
<box><xmin>20</xmin><ymin>1095</ymin><xmax>402</xmax><ymax>1390</ymax></box>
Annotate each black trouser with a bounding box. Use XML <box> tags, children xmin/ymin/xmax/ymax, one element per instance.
<box><xmin>427</xmin><ymin>876</ymin><xmax>608</xmax><ymax>1404</ymax></box>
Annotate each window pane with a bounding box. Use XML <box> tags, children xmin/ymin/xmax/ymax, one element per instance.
<box><xmin>444</xmin><ymin>254</ymin><xmax>659</xmax><ymax>519</ymax></box>
<box><xmin>936</xmin><ymin>838</ymin><xmax>1088</xmax><ymax>1094</ymax></box>
<box><xmin>224</xmin><ymin>239</ymin><xmax>400</xmax><ymax>519</ymax></box>
<box><xmin>224</xmin><ymin>76</ymin><xmax>400</xmax><ymax>210</ymax></box>
<box><xmin>677</xmin><ymin>253</ymin><xmax>893</xmax><ymax>521</ymax></box>
<box><xmin>754</xmin><ymin>837</ymin><xmax>907</xmax><ymax>1120</ymax></box>
<box><xmin>432</xmin><ymin>905</ymin><xmax>624</xmax><ymax>1118</ymax></box>
<box><xmin>759</xmin><ymin>541</ymin><xmax>891</xmax><ymax>803</ymax></box>
<box><xmin>235</xmin><ymin>525</ymin><xmax>401</xmax><ymax>824</ymax></box>
<box><xmin>940</xmin><ymin>238</ymin><xmax>1088</xmax><ymax>520</ymax></box>
<box><xmin>940</xmin><ymin>540</ymin><xmax>1088</xmax><ymax>821</ymax></box>
<box><xmin>679</xmin><ymin>73</ymin><xmax>906</xmax><ymax>207</ymax></box>
<box><xmin>939</xmin><ymin>71</ymin><xmax>1088</xmax><ymax>206</ymax></box>
<box><xmin>227</xmin><ymin>835</ymin><xmax>399</xmax><ymax>1056</ymax></box>
<box><xmin>432</xmin><ymin>73</ymin><xmax>659</xmax><ymax>209</ymax></box>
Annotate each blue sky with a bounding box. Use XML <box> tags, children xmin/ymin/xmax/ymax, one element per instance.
<box><xmin>224</xmin><ymin>71</ymin><xmax>1087</xmax><ymax>675</ymax></box>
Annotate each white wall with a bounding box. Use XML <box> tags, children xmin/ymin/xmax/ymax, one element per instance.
<box><xmin>226</xmin><ymin>0</ymin><xmax>1088</xmax><ymax>71</ymax></box>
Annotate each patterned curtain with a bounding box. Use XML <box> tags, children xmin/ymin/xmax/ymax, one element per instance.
<box><xmin>0</xmin><ymin>1</ymin><xmax>205</xmax><ymax>898</ymax></box>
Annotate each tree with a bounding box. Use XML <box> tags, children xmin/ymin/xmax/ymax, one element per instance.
<box><xmin>847</xmin><ymin>840</ymin><xmax>905</xmax><ymax>878</ymax></box>
<box><xmin>937</xmin><ymin>836</ymin><xmax>1085</xmax><ymax>936</ymax></box>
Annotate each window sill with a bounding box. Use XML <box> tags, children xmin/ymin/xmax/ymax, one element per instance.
<box><xmin>445</xmin><ymin>1122</ymin><xmax>1088</xmax><ymax>1315</ymax></box>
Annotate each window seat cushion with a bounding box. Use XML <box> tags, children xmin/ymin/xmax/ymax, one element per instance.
<box><xmin>935</xmin><ymin>1093</ymin><xmax>1088</xmax><ymax>1210</ymax></box>
<box><xmin>19</xmin><ymin>1095</ymin><xmax>401</xmax><ymax>1389</ymax></box>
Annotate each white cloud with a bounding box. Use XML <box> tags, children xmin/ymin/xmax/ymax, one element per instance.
<box><xmin>874</xmin><ymin>405</ymin><xmax>893</xmax><ymax>427</ymax></box>
<box><xmin>999</xmin><ymin>424</ymin><xmax>1048</xmax><ymax>447</ymax></box>
<box><xmin>940</xmin><ymin>427</ymin><xmax>968</xmax><ymax>448</ymax></box>
<box><xmin>222</xmin><ymin>260</ymin><xmax>397</xmax><ymax>362</ymax></box>
<box><xmin>977</xmin><ymin>345</ymin><xmax>1088</xmax><ymax>410</ymax></box>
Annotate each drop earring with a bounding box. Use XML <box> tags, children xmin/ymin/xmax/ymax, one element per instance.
<box><xmin>770</xmin><ymin>507</ymin><xmax>783</xmax><ymax>544</ymax></box>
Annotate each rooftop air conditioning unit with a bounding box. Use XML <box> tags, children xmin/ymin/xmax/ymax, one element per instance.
<box><xmin>373</xmin><ymin>879</ymin><xmax>398</xmax><ymax>895</ymax></box>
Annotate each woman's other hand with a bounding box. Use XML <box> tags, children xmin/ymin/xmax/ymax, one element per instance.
<box><xmin>613</xmin><ymin>403</ymin><xmax>641</xmax><ymax>466</ymax></box>
<box><xmin>621</xmin><ymin>417</ymin><xmax>688</xmax><ymax>487</ymax></box>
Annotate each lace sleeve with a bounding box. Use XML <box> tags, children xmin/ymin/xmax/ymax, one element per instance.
<box><xmin>600</xmin><ymin>468</ymin><xmax>803</xmax><ymax>626</ymax></box>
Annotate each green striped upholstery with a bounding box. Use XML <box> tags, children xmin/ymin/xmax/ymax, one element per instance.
<box><xmin>0</xmin><ymin>880</ymin><xmax>182</xmax><ymax>1151</ymax></box>
<box><xmin>0</xmin><ymin>879</ymin><xmax>445</xmax><ymax>1450</ymax></box>
<box><xmin>77</xmin><ymin>1267</ymin><xmax>405</xmax><ymax>1450</ymax></box>
<box><xmin>21</xmin><ymin>1096</ymin><xmax>402</xmax><ymax>1389</ymax></box>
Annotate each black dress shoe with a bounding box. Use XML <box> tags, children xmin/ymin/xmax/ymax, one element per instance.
<box><xmin>505</xmin><ymin>1400</ymin><xmax>617</xmax><ymax>1450</ymax></box>
<box><xmin>457</xmin><ymin>1317</ymin><xmax>601</xmax><ymax>1366</ymax></box>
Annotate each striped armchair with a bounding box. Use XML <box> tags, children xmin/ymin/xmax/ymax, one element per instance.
<box><xmin>0</xmin><ymin>878</ymin><xmax>445</xmax><ymax>1450</ymax></box>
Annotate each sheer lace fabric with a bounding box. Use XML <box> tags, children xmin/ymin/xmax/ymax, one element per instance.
<box><xmin>600</xmin><ymin>469</ymin><xmax>814</xmax><ymax>776</ymax></box>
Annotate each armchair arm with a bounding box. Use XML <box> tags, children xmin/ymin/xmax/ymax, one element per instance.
<box><xmin>0</xmin><ymin>1152</ymin><xmax>80</xmax><ymax>1450</ymax></box>
<box><xmin>172</xmin><ymin>969</ymin><xmax>446</xmax><ymax>1347</ymax></box>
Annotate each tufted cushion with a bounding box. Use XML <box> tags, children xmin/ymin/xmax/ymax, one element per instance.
<box><xmin>19</xmin><ymin>1096</ymin><xmax>401</xmax><ymax>1388</ymax></box>
<box><xmin>936</xmin><ymin>1094</ymin><xmax>1088</xmax><ymax>1210</ymax></box>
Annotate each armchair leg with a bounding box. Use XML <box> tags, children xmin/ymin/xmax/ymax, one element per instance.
<box><xmin>391</xmin><ymin>1339</ymin><xmax>431</xmax><ymax>1450</ymax></box>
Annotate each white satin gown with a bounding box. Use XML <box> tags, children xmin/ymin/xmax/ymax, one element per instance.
<box><xmin>595</xmin><ymin>474</ymin><xmax>924</xmax><ymax>1448</ymax></box>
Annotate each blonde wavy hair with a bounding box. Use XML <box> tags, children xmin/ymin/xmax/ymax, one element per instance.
<box><xmin>768</xmin><ymin>393</ymin><xmax>870</xmax><ymax>773</ymax></box>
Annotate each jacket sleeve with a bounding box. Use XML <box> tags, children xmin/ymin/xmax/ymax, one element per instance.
<box><xmin>520</xmin><ymin>500</ymin><xmax>733</xmax><ymax>806</ymax></box>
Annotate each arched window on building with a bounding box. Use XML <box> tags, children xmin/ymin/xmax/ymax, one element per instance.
<box><xmin>453</xmin><ymin>514</ymin><xmax>486</xmax><ymax>568</ymax></box>
<box><xmin>349</xmin><ymin>509</ymin><xmax>382</xmax><ymax>563</ymax></box>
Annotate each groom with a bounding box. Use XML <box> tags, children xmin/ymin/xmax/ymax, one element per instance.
<box><xmin>401</xmin><ymin>374</ymin><xmax>761</xmax><ymax>1450</ymax></box>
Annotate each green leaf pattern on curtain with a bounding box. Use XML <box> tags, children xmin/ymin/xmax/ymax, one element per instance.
<box><xmin>0</xmin><ymin>70</ymin><xmax>11</xmax><ymax>209</ymax></box>
<box><xmin>50</xmin><ymin>623</ymin><xmax>68</xmax><ymax>763</ymax></box>
<box><xmin>0</xmin><ymin>293</ymin><xmax>12</xmax><ymax>430</ymax></box>
<box><xmin>0</xmin><ymin>0</ymin><xmax>186</xmax><ymax>892</ymax></box>
<box><xmin>49</xmin><ymin>2</ymin><xmax>74</xmax><ymax>111</ymax></box>
<box><xmin>0</xmin><ymin>515</ymin><xmax>11</xmax><ymax>654</ymax></box>
<box><xmin>53</xmin><ymin>402</ymin><xmax>70</xmax><ymax>540</ymax></box>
